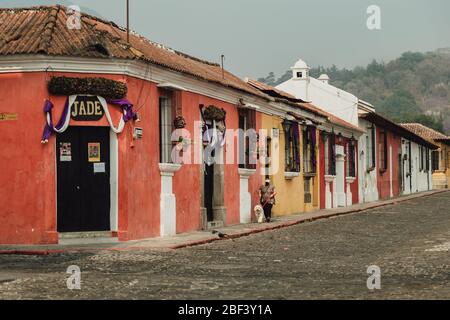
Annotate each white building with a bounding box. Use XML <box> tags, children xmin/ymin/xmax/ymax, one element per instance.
<box><xmin>400</xmin><ymin>138</ymin><xmax>433</xmax><ymax>195</ymax></box>
<box><xmin>357</xmin><ymin>100</ymin><xmax>379</xmax><ymax>203</ymax></box>
<box><xmin>277</xmin><ymin>58</ymin><xmax>436</xmax><ymax>204</ymax></box>
<box><xmin>276</xmin><ymin>59</ymin><xmax>359</xmax><ymax>127</ymax></box>
<box><xmin>276</xmin><ymin>58</ymin><xmax>363</xmax><ymax>208</ymax></box>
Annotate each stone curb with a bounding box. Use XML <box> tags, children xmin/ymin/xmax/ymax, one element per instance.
<box><xmin>1</xmin><ymin>189</ymin><xmax>448</xmax><ymax>255</ymax></box>
<box><xmin>169</xmin><ymin>189</ymin><xmax>450</xmax><ymax>249</ymax></box>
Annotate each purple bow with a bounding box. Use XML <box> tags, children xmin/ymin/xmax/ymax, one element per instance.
<box><xmin>109</xmin><ymin>98</ymin><xmax>137</xmax><ymax>122</ymax></box>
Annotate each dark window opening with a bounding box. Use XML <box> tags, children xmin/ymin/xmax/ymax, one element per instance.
<box><xmin>431</xmin><ymin>150</ymin><xmax>440</xmax><ymax>171</ymax></box>
<box><xmin>379</xmin><ymin>129</ymin><xmax>388</xmax><ymax>171</ymax></box>
<box><xmin>347</xmin><ymin>142</ymin><xmax>356</xmax><ymax>177</ymax></box>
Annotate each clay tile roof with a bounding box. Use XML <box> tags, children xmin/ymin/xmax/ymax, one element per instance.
<box><xmin>246</xmin><ymin>78</ymin><xmax>300</xmax><ymax>101</ymax></box>
<box><xmin>400</xmin><ymin>123</ymin><xmax>450</xmax><ymax>142</ymax></box>
<box><xmin>0</xmin><ymin>5</ymin><xmax>268</xmax><ymax>100</ymax></box>
<box><xmin>323</xmin><ymin>112</ymin><xmax>364</xmax><ymax>133</ymax></box>
<box><xmin>246</xmin><ymin>78</ymin><xmax>363</xmax><ymax>133</ymax></box>
<box><xmin>360</xmin><ymin>113</ymin><xmax>438</xmax><ymax>149</ymax></box>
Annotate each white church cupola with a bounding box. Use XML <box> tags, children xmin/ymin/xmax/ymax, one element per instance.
<box><xmin>291</xmin><ymin>58</ymin><xmax>310</xmax><ymax>80</ymax></box>
<box><xmin>318</xmin><ymin>74</ymin><xmax>330</xmax><ymax>84</ymax></box>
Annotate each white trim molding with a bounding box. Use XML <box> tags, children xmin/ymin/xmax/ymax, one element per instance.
<box><xmin>0</xmin><ymin>55</ymin><xmax>276</xmax><ymax>115</ymax></box>
<box><xmin>159</xmin><ymin>163</ymin><xmax>182</xmax><ymax>237</ymax></box>
<box><xmin>0</xmin><ymin>55</ymin><xmax>337</xmax><ymax>124</ymax></box>
<box><xmin>238</xmin><ymin>168</ymin><xmax>256</xmax><ymax>224</ymax></box>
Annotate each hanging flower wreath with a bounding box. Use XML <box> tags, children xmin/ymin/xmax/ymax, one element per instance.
<box><xmin>203</xmin><ymin>105</ymin><xmax>226</xmax><ymax>121</ymax></box>
<box><xmin>48</xmin><ymin>76</ymin><xmax>127</xmax><ymax>100</ymax></box>
<box><xmin>199</xmin><ymin>105</ymin><xmax>227</xmax><ymax>148</ymax></box>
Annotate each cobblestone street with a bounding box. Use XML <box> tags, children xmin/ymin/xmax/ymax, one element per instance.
<box><xmin>0</xmin><ymin>191</ymin><xmax>449</xmax><ymax>300</ymax></box>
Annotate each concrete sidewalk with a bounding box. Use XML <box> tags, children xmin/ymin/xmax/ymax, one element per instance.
<box><xmin>1</xmin><ymin>189</ymin><xmax>448</xmax><ymax>255</ymax></box>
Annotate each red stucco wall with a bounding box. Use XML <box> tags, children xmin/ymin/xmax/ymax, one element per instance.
<box><xmin>0</xmin><ymin>72</ymin><xmax>57</xmax><ymax>244</ymax></box>
<box><xmin>0</xmin><ymin>72</ymin><xmax>164</xmax><ymax>244</ymax></box>
<box><xmin>0</xmin><ymin>71</ymin><xmax>261</xmax><ymax>244</ymax></box>
<box><xmin>319</xmin><ymin>133</ymin><xmax>359</xmax><ymax>209</ymax></box>
<box><xmin>377</xmin><ymin>129</ymin><xmax>401</xmax><ymax>200</ymax></box>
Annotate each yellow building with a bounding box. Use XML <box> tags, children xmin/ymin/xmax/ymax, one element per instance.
<box><xmin>247</xmin><ymin>79</ymin><xmax>326</xmax><ymax>216</ymax></box>
<box><xmin>260</xmin><ymin>114</ymin><xmax>321</xmax><ymax>215</ymax></box>
<box><xmin>401</xmin><ymin>123</ymin><xmax>450</xmax><ymax>189</ymax></box>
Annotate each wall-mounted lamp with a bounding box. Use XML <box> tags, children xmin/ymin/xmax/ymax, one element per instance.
<box><xmin>350</xmin><ymin>134</ymin><xmax>356</xmax><ymax>146</ymax></box>
<box><xmin>282</xmin><ymin>119</ymin><xmax>292</xmax><ymax>134</ymax></box>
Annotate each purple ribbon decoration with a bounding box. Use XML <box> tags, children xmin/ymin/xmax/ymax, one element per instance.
<box><xmin>41</xmin><ymin>98</ymin><xmax>70</xmax><ymax>143</ymax></box>
<box><xmin>291</xmin><ymin>121</ymin><xmax>300</xmax><ymax>168</ymax></box>
<box><xmin>41</xmin><ymin>97</ymin><xmax>136</xmax><ymax>143</ymax></box>
<box><xmin>309</xmin><ymin>126</ymin><xmax>317</xmax><ymax>169</ymax></box>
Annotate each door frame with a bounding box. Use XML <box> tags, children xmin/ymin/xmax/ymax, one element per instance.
<box><xmin>55</xmin><ymin>126</ymin><xmax>119</xmax><ymax>233</ymax></box>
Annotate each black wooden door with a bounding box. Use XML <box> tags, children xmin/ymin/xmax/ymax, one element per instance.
<box><xmin>57</xmin><ymin>126</ymin><xmax>110</xmax><ymax>232</ymax></box>
<box><xmin>204</xmin><ymin>163</ymin><xmax>214</xmax><ymax>222</ymax></box>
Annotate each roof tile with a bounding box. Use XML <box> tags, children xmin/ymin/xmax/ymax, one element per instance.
<box><xmin>0</xmin><ymin>5</ymin><xmax>267</xmax><ymax>99</ymax></box>
<box><xmin>400</xmin><ymin>123</ymin><xmax>450</xmax><ymax>141</ymax></box>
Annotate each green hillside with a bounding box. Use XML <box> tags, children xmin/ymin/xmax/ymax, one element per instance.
<box><xmin>258</xmin><ymin>50</ymin><xmax>450</xmax><ymax>134</ymax></box>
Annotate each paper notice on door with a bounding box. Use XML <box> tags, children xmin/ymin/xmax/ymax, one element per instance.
<box><xmin>88</xmin><ymin>142</ymin><xmax>101</xmax><ymax>162</ymax></box>
<box><xmin>93</xmin><ymin>162</ymin><xmax>106</xmax><ymax>173</ymax></box>
<box><xmin>59</xmin><ymin>142</ymin><xmax>72</xmax><ymax>162</ymax></box>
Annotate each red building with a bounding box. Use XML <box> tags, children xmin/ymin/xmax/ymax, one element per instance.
<box><xmin>0</xmin><ymin>6</ymin><xmax>266</xmax><ymax>244</ymax></box>
<box><xmin>318</xmin><ymin>115</ymin><xmax>363</xmax><ymax>209</ymax></box>
<box><xmin>359</xmin><ymin>112</ymin><xmax>436</xmax><ymax>200</ymax></box>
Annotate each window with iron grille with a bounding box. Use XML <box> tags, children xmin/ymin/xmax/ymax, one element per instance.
<box><xmin>347</xmin><ymin>142</ymin><xmax>356</xmax><ymax>177</ymax></box>
<box><xmin>323</xmin><ymin>132</ymin><xmax>336</xmax><ymax>176</ymax></box>
<box><xmin>303</xmin><ymin>127</ymin><xmax>317</xmax><ymax>174</ymax></box>
<box><xmin>304</xmin><ymin>178</ymin><xmax>312</xmax><ymax>203</ymax></box>
<box><xmin>159</xmin><ymin>90</ymin><xmax>176</xmax><ymax>163</ymax></box>
<box><xmin>238</xmin><ymin>108</ymin><xmax>257</xmax><ymax>170</ymax></box>
<box><xmin>283</xmin><ymin>120</ymin><xmax>300</xmax><ymax>172</ymax></box>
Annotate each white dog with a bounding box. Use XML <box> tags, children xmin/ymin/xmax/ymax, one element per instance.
<box><xmin>254</xmin><ymin>204</ymin><xmax>265</xmax><ymax>223</ymax></box>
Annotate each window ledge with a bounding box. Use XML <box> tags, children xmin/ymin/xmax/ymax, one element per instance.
<box><xmin>159</xmin><ymin>163</ymin><xmax>182</xmax><ymax>175</ymax></box>
<box><xmin>238</xmin><ymin>168</ymin><xmax>257</xmax><ymax>177</ymax></box>
<box><xmin>284</xmin><ymin>172</ymin><xmax>300</xmax><ymax>180</ymax></box>
<box><xmin>324</xmin><ymin>175</ymin><xmax>336</xmax><ymax>182</ymax></box>
<box><xmin>303</xmin><ymin>172</ymin><xmax>316</xmax><ymax>178</ymax></box>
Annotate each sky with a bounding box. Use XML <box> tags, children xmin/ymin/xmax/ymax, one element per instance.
<box><xmin>2</xmin><ymin>0</ymin><xmax>450</xmax><ymax>79</ymax></box>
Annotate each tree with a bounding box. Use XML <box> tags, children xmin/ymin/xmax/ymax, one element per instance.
<box><xmin>257</xmin><ymin>72</ymin><xmax>276</xmax><ymax>86</ymax></box>
<box><xmin>378</xmin><ymin>90</ymin><xmax>420</xmax><ymax>119</ymax></box>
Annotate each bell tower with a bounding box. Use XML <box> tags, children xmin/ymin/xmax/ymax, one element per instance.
<box><xmin>290</xmin><ymin>58</ymin><xmax>310</xmax><ymax>101</ymax></box>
